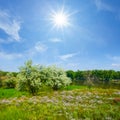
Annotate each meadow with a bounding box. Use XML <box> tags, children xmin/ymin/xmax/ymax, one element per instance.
<box><xmin>0</xmin><ymin>64</ymin><xmax>120</xmax><ymax>119</ymax></box>
<box><xmin>0</xmin><ymin>86</ymin><xmax>120</xmax><ymax>120</ymax></box>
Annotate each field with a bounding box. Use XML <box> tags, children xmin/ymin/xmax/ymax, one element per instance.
<box><xmin>0</xmin><ymin>86</ymin><xmax>120</xmax><ymax>120</ymax></box>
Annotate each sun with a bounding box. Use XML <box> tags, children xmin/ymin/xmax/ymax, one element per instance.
<box><xmin>52</xmin><ymin>12</ymin><xmax>69</xmax><ymax>28</ymax></box>
<box><xmin>50</xmin><ymin>7</ymin><xmax>71</xmax><ymax>30</ymax></box>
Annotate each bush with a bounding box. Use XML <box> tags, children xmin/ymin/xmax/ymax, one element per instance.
<box><xmin>3</xmin><ymin>73</ymin><xmax>16</xmax><ymax>88</ymax></box>
<box><xmin>39</xmin><ymin>65</ymin><xmax>71</xmax><ymax>90</ymax></box>
<box><xmin>16</xmin><ymin>60</ymin><xmax>41</xmax><ymax>95</ymax></box>
<box><xmin>16</xmin><ymin>60</ymin><xmax>72</xmax><ymax>94</ymax></box>
<box><xmin>3</xmin><ymin>79</ymin><xmax>16</xmax><ymax>89</ymax></box>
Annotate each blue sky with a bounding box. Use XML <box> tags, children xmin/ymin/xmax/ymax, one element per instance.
<box><xmin>0</xmin><ymin>0</ymin><xmax>120</xmax><ymax>71</ymax></box>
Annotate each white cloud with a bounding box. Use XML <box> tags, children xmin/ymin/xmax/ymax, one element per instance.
<box><xmin>0</xmin><ymin>52</ymin><xmax>22</xmax><ymax>60</ymax></box>
<box><xmin>35</xmin><ymin>42</ymin><xmax>48</xmax><ymax>53</ymax></box>
<box><xmin>107</xmin><ymin>55</ymin><xmax>120</xmax><ymax>68</ymax></box>
<box><xmin>49</xmin><ymin>38</ymin><xmax>62</xmax><ymax>43</ymax></box>
<box><xmin>94</xmin><ymin>0</ymin><xmax>113</xmax><ymax>12</ymax></box>
<box><xmin>66</xmin><ymin>63</ymin><xmax>79</xmax><ymax>68</ymax></box>
<box><xmin>111</xmin><ymin>63</ymin><xmax>120</xmax><ymax>67</ymax></box>
<box><xmin>0</xmin><ymin>10</ymin><xmax>21</xmax><ymax>41</ymax></box>
<box><xmin>25</xmin><ymin>42</ymin><xmax>48</xmax><ymax>57</ymax></box>
<box><xmin>59</xmin><ymin>52</ymin><xmax>78</xmax><ymax>61</ymax></box>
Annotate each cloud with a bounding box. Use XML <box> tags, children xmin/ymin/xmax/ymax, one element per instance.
<box><xmin>107</xmin><ymin>55</ymin><xmax>120</xmax><ymax>68</ymax></box>
<box><xmin>0</xmin><ymin>10</ymin><xmax>21</xmax><ymax>41</ymax></box>
<box><xmin>35</xmin><ymin>42</ymin><xmax>48</xmax><ymax>53</ymax></box>
<box><xmin>25</xmin><ymin>42</ymin><xmax>48</xmax><ymax>57</ymax></box>
<box><xmin>66</xmin><ymin>63</ymin><xmax>79</xmax><ymax>68</ymax></box>
<box><xmin>49</xmin><ymin>38</ymin><xmax>62</xmax><ymax>43</ymax></box>
<box><xmin>94</xmin><ymin>0</ymin><xmax>113</xmax><ymax>12</ymax></box>
<box><xmin>0</xmin><ymin>51</ymin><xmax>22</xmax><ymax>60</ymax></box>
<box><xmin>59</xmin><ymin>52</ymin><xmax>78</xmax><ymax>61</ymax></box>
<box><xmin>111</xmin><ymin>63</ymin><xmax>120</xmax><ymax>68</ymax></box>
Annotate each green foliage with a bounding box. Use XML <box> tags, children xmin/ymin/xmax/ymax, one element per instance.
<box><xmin>66</xmin><ymin>70</ymin><xmax>76</xmax><ymax>80</ymax></box>
<box><xmin>66</xmin><ymin>70</ymin><xmax>120</xmax><ymax>88</ymax></box>
<box><xmin>0</xmin><ymin>70</ymin><xmax>8</xmax><ymax>76</ymax></box>
<box><xmin>3</xmin><ymin>79</ymin><xmax>16</xmax><ymax>89</ymax></box>
<box><xmin>39</xmin><ymin>65</ymin><xmax>71</xmax><ymax>90</ymax></box>
<box><xmin>16</xmin><ymin>60</ymin><xmax>41</xmax><ymax>95</ymax></box>
<box><xmin>3</xmin><ymin>73</ymin><xmax>16</xmax><ymax>89</ymax></box>
<box><xmin>16</xmin><ymin>60</ymin><xmax>71</xmax><ymax>94</ymax></box>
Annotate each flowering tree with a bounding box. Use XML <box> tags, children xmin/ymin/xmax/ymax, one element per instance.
<box><xmin>39</xmin><ymin>65</ymin><xmax>71</xmax><ymax>90</ymax></box>
<box><xmin>17</xmin><ymin>60</ymin><xmax>71</xmax><ymax>94</ymax></box>
<box><xmin>17</xmin><ymin>60</ymin><xmax>41</xmax><ymax>95</ymax></box>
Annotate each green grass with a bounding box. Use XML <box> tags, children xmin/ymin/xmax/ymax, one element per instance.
<box><xmin>0</xmin><ymin>102</ymin><xmax>119</xmax><ymax>120</ymax></box>
<box><xmin>0</xmin><ymin>88</ymin><xmax>28</xmax><ymax>99</ymax></box>
<box><xmin>0</xmin><ymin>87</ymin><xmax>120</xmax><ymax>119</ymax></box>
<box><xmin>64</xmin><ymin>85</ymin><xmax>87</xmax><ymax>90</ymax></box>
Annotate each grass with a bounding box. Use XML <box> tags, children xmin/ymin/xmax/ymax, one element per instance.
<box><xmin>0</xmin><ymin>88</ymin><xmax>28</xmax><ymax>99</ymax></box>
<box><xmin>64</xmin><ymin>85</ymin><xmax>87</xmax><ymax>90</ymax></box>
<box><xmin>1</xmin><ymin>102</ymin><xmax>119</xmax><ymax>120</ymax></box>
<box><xmin>0</xmin><ymin>86</ymin><xmax>120</xmax><ymax>119</ymax></box>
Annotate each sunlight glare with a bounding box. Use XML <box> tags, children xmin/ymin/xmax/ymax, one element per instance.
<box><xmin>50</xmin><ymin>7</ymin><xmax>71</xmax><ymax>30</ymax></box>
<box><xmin>53</xmin><ymin>12</ymin><xmax>68</xmax><ymax>28</ymax></box>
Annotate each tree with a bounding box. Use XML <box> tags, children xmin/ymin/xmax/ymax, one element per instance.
<box><xmin>16</xmin><ymin>60</ymin><xmax>41</xmax><ymax>95</ymax></box>
<box><xmin>66</xmin><ymin>70</ymin><xmax>75</xmax><ymax>81</ymax></box>
<box><xmin>40</xmin><ymin>65</ymin><xmax>71</xmax><ymax>90</ymax></box>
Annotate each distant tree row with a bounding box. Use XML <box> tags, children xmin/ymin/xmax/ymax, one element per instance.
<box><xmin>66</xmin><ymin>70</ymin><xmax>120</xmax><ymax>85</ymax></box>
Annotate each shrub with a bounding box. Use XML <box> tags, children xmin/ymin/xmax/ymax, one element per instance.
<box><xmin>3</xmin><ymin>73</ymin><xmax>16</xmax><ymax>88</ymax></box>
<box><xmin>16</xmin><ymin>60</ymin><xmax>72</xmax><ymax>94</ymax></box>
<box><xmin>4</xmin><ymin>79</ymin><xmax>16</xmax><ymax>89</ymax></box>
<box><xmin>40</xmin><ymin>65</ymin><xmax>71</xmax><ymax>90</ymax></box>
<box><xmin>16</xmin><ymin>60</ymin><xmax>41</xmax><ymax>95</ymax></box>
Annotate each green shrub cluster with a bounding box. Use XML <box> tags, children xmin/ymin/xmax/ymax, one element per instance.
<box><xmin>16</xmin><ymin>60</ymin><xmax>71</xmax><ymax>95</ymax></box>
<box><xmin>3</xmin><ymin>73</ymin><xmax>16</xmax><ymax>89</ymax></box>
<box><xmin>3</xmin><ymin>79</ymin><xmax>16</xmax><ymax>89</ymax></box>
<box><xmin>39</xmin><ymin>65</ymin><xmax>71</xmax><ymax>90</ymax></box>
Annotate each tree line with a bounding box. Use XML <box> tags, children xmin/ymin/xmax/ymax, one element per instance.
<box><xmin>66</xmin><ymin>70</ymin><xmax>120</xmax><ymax>85</ymax></box>
<box><xmin>0</xmin><ymin>61</ymin><xmax>120</xmax><ymax>93</ymax></box>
